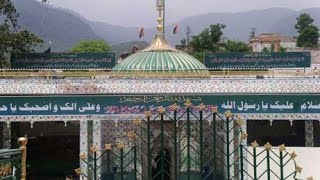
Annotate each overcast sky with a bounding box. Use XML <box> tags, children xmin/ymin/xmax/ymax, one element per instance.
<box><xmin>48</xmin><ymin>0</ymin><xmax>320</xmax><ymax>27</ymax></box>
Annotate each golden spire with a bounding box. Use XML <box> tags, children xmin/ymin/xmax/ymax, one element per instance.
<box><xmin>142</xmin><ymin>0</ymin><xmax>176</xmax><ymax>52</ymax></box>
<box><xmin>156</xmin><ymin>0</ymin><xmax>164</xmax><ymax>36</ymax></box>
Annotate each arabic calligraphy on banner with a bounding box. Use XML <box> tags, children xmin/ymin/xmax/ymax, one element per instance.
<box><xmin>0</xmin><ymin>95</ymin><xmax>319</xmax><ymax>116</ymax></box>
<box><xmin>10</xmin><ymin>53</ymin><xmax>116</xmax><ymax>69</ymax></box>
<box><xmin>204</xmin><ymin>52</ymin><xmax>311</xmax><ymax>69</ymax></box>
<box><xmin>119</xmin><ymin>96</ymin><xmax>202</xmax><ymax>103</ymax></box>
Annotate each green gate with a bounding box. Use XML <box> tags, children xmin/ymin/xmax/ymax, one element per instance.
<box><xmin>77</xmin><ymin>101</ymin><xmax>301</xmax><ymax>180</ymax></box>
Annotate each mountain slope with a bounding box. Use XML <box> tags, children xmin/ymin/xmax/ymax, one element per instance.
<box><xmin>13</xmin><ymin>0</ymin><xmax>100</xmax><ymax>52</ymax></box>
<box><xmin>270</xmin><ymin>8</ymin><xmax>320</xmax><ymax>37</ymax></box>
<box><xmin>9</xmin><ymin>0</ymin><xmax>320</xmax><ymax>52</ymax></box>
<box><xmin>91</xmin><ymin>8</ymin><xmax>320</xmax><ymax>45</ymax></box>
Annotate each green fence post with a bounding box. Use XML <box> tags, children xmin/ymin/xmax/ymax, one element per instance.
<box><xmin>93</xmin><ymin>151</ymin><xmax>97</xmax><ymax>180</ymax></box>
<box><xmin>120</xmin><ymin>148</ymin><xmax>124</xmax><ymax>180</ymax></box>
<box><xmin>173</xmin><ymin>106</ymin><xmax>178</xmax><ymax>180</ymax></box>
<box><xmin>212</xmin><ymin>112</ymin><xmax>217</xmax><ymax>177</ymax></box>
<box><xmin>147</xmin><ymin>115</ymin><xmax>152</xmax><ymax>180</ymax></box>
<box><xmin>160</xmin><ymin>112</ymin><xmax>165</xmax><ymax>180</ymax></box>
<box><xmin>266</xmin><ymin>144</ymin><xmax>271</xmax><ymax>180</ymax></box>
<box><xmin>199</xmin><ymin>108</ymin><xmax>204</xmax><ymax>177</ymax></box>
<box><xmin>107</xmin><ymin>150</ymin><xmax>111</xmax><ymax>175</ymax></box>
<box><xmin>252</xmin><ymin>141</ymin><xmax>258</xmax><ymax>180</ymax></box>
<box><xmin>279</xmin><ymin>145</ymin><xmax>285</xmax><ymax>180</ymax></box>
<box><xmin>240</xmin><ymin>144</ymin><xmax>244</xmax><ymax>180</ymax></box>
<box><xmin>133</xmin><ymin>146</ymin><xmax>137</xmax><ymax>180</ymax></box>
<box><xmin>226</xmin><ymin>116</ymin><xmax>230</xmax><ymax>180</ymax></box>
<box><xmin>187</xmin><ymin>107</ymin><xmax>191</xmax><ymax>180</ymax></box>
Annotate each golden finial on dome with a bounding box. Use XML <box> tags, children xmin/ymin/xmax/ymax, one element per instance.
<box><xmin>141</xmin><ymin>0</ymin><xmax>176</xmax><ymax>52</ymax></box>
<box><xmin>156</xmin><ymin>0</ymin><xmax>165</xmax><ymax>36</ymax></box>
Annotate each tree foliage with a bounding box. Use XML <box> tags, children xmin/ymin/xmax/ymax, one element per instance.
<box><xmin>189</xmin><ymin>24</ymin><xmax>226</xmax><ymax>53</ymax></box>
<box><xmin>224</xmin><ymin>40</ymin><xmax>251</xmax><ymax>52</ymax></box>
<box><xmin>70</xmin><ymin>40</ymin><xmax>112</xmax><ymax>53</ymax></box>
<box><xmin>0</xmin><ymin>0</ymin><xmax>43</xmax><ymax>68</ymax></box>
<box><xmin>295</xmin><ymin>13</ymin><xmax>319</xmax><ymax>47</ymax></box>
<box><xmin>188</xmin><ymin>24</ymin><xmax>250</xmax><ymax>61</ymax></box>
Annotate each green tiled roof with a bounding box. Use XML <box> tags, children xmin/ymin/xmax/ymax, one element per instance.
<box><xmin>113</xmin><ymin>51</ymin><xmax>207</xmax><ymax>72</ymax></box>
<box><xmin>112</xmin><ymin>36</ymin><xmax>209</xmax><ymax>77</ymax></box>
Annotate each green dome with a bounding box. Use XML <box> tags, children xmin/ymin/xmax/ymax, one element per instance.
<box><xmin>112</xmin><ymin>36</ymin><xmax>209</xmax><ymax>78</ymax></box>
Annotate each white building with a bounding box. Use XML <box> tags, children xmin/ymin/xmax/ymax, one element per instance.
<box><xmin>250</xmin><ymin>33</ymin><xmax>296</xmax><ymax>52</ymax></box>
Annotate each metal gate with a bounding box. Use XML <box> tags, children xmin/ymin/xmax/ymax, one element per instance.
<box><xmin>77</xmin><ymin>101</ymin><xmax>300</xmax><ymax>180</ymax></box>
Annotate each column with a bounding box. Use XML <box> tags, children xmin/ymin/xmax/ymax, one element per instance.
<box><xmin>1</xmin><ymin>122</ymin><xmax>11</xmax><ymax>149</ymax></box>
<box><xmin>224</xmin><ymin>116</ymin><xmax>234</xmax><ymax>179</ymax></box>
<box><xmin>229</xmin><ymin>120</ymin><xmax>234</xmax><ymax>179</ymax></box>
<box><xmin>305</xmin><ymin>120</ymin><xmax>314</xmax><ymax>147</ymax></box>
<box><xmin>80</xmin><ymin>120</ymin><xmax>89</xmax><ymax>180</ymax></box>
<box><xmin>93</xmin><ymin>120</ymin><xmax>102</xmax><ymax>179</ymax></box>
<box><xmin>242</xmin><ymin>119</ymin><xmax>248</xmax><ymax>180</ymax></box>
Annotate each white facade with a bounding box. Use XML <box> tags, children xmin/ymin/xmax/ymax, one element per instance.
<box><xmin>250</xmin><ymin>33</ymin><xmax>297</xmax><ymax>52</ymax></box>
<box><xmin>251</xmin><ymin>42</ymin><xmax>272</xmax><ymax>52</ymax></box>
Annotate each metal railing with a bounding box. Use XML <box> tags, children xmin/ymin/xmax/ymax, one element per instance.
<box><xmin>0</xmin><ymin>137</ymin><xmax>27</xmax><ymax>180</ymax></box>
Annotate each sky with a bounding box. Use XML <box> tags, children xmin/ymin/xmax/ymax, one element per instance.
<box><xmin>47</xmin><ymin>0</ymin><xmax>320</xmax><ymax>27</ymax></box>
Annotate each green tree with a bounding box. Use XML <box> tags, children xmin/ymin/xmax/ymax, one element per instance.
<box><xmin>189</xmin><ymin>24</ymin><xmax>226</xmax><ymax>53</ymax></box>
<box><xmin>188</xmin><ymin>24</ymin><xmax>251</xmax><ymax>60</ymax></box>
<box><xmin>188</xmin><ymin>24</ymin><xmax>226</xmax><ymax>60</ymax></box>
<box><xmin>295</xmin><ymin>13</ymin><xmax>319</xmax><ymax>47</ymax></box>
<box><xmin>0</xmin><ymin>0</ymin><xmax>43</xmax><ymax>68</ymax></box>
<box><xmin>224</xmin><ymin>40</ymin><xmax>251</xmax><ymax>52</ymax></box>
<box><xmin>210</xmin><ymin>24</ymin><xmax>226</xmax><ymax>45</ymax></box>
<box><xmin>70</xmin><ymin>40</ymin><xmax>112</xmax><ymax>53</ymax></box>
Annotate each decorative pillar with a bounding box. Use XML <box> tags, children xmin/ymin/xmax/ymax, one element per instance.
<box><xmin>1</xmin><ymin>122</ymin><xmax>11</xmax><ymax>149</ymax></box>
<box><xmin>224</xmin><ymin>112</ymin><xmax>234</xmax><ymax>180</ymax></box>
<box><xmin>228</xmin><ymin>119</ymin><xmax>234</xmax><ymax>179</ymax></box>
<box><xmin>305</xmin><ymin>120</ymin><xmax>314</xmax><ymax>147</ymax></box>
<box><xmin>93</xmin><ymin>120</ymin><xmax>102</xmax><ymax>179</ymax></box>
<box><xmin>79</xmin><ymin>120</ymin><xmax>89</xmax><ymax>180</ymax></box>
<box><xmin>242</xmin><ymin>119</ymin><xmax>248</xmax><ymax>180</ymax></box>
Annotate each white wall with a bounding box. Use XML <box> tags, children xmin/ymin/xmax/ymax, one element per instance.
<box><xmin>286</xmin><ymin>147</ymin><xmax>320</xmax><ymax>180</ymax></box>
<box><xmin>281</xmin><ymin>42</ymin><xmax>297</xmax><ymax>49</ymax></box>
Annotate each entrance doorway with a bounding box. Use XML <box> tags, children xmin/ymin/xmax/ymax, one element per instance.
<box><xmin>11</xmin><ymin>121</ymin><xmax>80</xmax><ymax>179</ymax></box>
<box><xmin>247</xmin><ymin>120</ymin><xmax>305</xmax><ymax>146</ymax></box>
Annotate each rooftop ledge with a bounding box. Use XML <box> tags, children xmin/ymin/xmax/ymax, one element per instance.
<box><xmin>0</xmin><ymin>68</ymin><xmax>318</xmax><ymax>78</ymax></box>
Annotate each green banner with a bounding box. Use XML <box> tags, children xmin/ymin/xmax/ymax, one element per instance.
<box><xmin>204</xmin><ymin>52</ymin><xmax>311</xmax><ymax>69</ymax></box>
<box><xmin>0</xmin><ymin>94</ymin><xmax>319</xmax><ymax>116</ymax></box>
<box><xmin>10</xmin><ymin>53</ymin><xmax>116</xmax><ymax>69</ymax></box>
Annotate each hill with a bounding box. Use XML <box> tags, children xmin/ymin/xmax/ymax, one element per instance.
<box><xmin>91</xmin><ymin>8</ymin><xmax>320</xmax><ymax>45</ymax></box>
<box><xmin>12</xmin><ymin>0</ymin><xmax>100</xmax><ymax>52</ymax></box>
<box><xmin>10</xmin><ymin>0</ymin><xmax>320</xmax><ymax>52</ymax></box>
